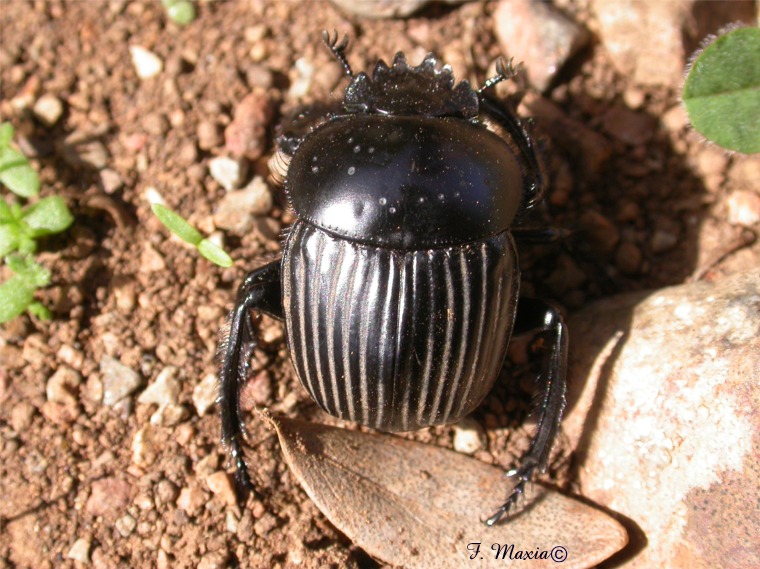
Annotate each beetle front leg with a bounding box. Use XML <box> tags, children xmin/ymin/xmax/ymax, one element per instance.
<box><xmin>487</xmin><ymin>297</ymin><xmax>568</xmax><ymax>526</ymax></box>
<box><xmin>218</xmin><ymin>259</ymin><xmax>283</xmax><ymax>504</ymax></box>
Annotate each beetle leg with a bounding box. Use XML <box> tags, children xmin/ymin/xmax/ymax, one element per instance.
<box><xmin>486</xmin><ymin>297</ymin><xmax>568</xmax><ymax>526</ymax></box>
<box><xmin>218</xmin><ymin>260</ymin><xmax>283</xmax><ymax>504</ymax></box>
<box><xmin>479</xmin><ymin>96</ymin><xmax>547</xmax><ymax>211</ymax></box>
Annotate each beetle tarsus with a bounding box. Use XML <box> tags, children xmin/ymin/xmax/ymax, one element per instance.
<box><xmin>218</xmin><ymin>260</ymin><xmax>284</xmax><ymax>506</ymax></box>
<box><xmin>487</xmin><ymin>298</ymin><xmax>568</xmax><ymax>525</ymax></box>
<box><xmin>322</xmin><ymin>29</ymin><xmax>353</xmax><ymax>77</ymax></box>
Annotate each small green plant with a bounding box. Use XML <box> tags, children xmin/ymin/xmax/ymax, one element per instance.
<box><xmin>683</xmin><ymin>26</ymin><xmax>760</xmax><ymax>154</ymax></box>
<box><xmin>151</xmin><ymin>203</ymin><xmax>233</xmax><ymax>268</ymax></box>
<box><xmin>162</xmin><ymin>0</ymin><xmax>196</xmax><ymax>26</ymax></box>
<box><xmin>0</xmin><ymin>122</ymin><xmax>74</xmax><ymax>323</ymax></box>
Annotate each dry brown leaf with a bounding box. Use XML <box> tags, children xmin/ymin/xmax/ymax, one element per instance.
<box><xmin>268</xmin><ymin>414</ymin><xmax>628</xmax><ymax>568</ymax></box>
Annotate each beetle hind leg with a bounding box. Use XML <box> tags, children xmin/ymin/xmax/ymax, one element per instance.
<box><xmin>218</xmin><ymin>260</ymin><xmax>283</xmax><ymax>505</ymax></box>
<box><xmin>487</xmin><ymin>298</ymin><xmax>568</xmax><ymax>526</ymax></box>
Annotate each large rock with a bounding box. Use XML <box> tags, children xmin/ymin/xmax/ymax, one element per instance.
<box><xmin>565</xmin><ymin>269</ymin><xmax>759</xmax><ymax>568</ymax></box>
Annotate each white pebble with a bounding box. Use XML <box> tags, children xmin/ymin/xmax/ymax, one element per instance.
<box><xmin>193</xmin><ymin>373</ymin><xmax>218</xmax><ymax>416</ymax></box>
<box><xmin>453</xmin><ymin>418</ymin><xmax>485</xmax><ymax>455</ymax></box>
<box><xmin>209</xmin><ymin>156</ymin><xmax>247</xmax><ymax>191</ymax></box>
<box><xmin>101</xmin><ymin>355</ymin><xmax>143</xmax><ymax>406</ymax></box>
<box><xmin>130</xmin><ymin>45</ymin><xmax>163</xmax><ymax>79</ymax></box>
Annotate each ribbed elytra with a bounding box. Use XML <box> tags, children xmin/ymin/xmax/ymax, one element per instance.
<box><xmin>282</xmin><ymin>220</ymin><xmax>519</xmax><ymax>432</ymax></box>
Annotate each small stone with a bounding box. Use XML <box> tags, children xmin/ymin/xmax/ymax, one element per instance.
<box><xmin>592</xmin><ymin>0</ymin><xmax>691</xmax><ymax>87</ymax></box>
<box><xmin>224</xmin><ymin>91</ymin><xmax>272</xmax><ymax>160</ymax></box>
<box><xmin>241</xmin><ymin>370</ymin><xmax>272</xmax><ymax>409</ymax></box>
<box><xmin>33</xmin><ymin>94</ymin><xmax>64</xmax><ymax>127</ymax></box>
<box><xmin>193</xmin><ymin>373</ymin><xmax>218</xmax><ymax>416</ymax></box>
<box><xmin>213</xmin><ymin>176</ymin><xmax>273</xmax><ymax>234</ymax></box>
<box><xmin>100</xmin><ymin>355</ymin><xmax>143</xmax><ymax>406</ymax></box>
<box><xmin>115</xmin><ymin>514</ymin><xmax>137</xmax><ymax>537</ymax></box>
<box><xmin>602</xmin><ymin>105</ymin><xmax>657</xmax><ymax>146</ymax></box>
<box><xmin>494</xmin><ymin>0</ymin><xmax>589</xmax><ymax>91</ymax></box>
<box><xmin>328</xmin><ymin>0</ymin><xmax>428</xmax><ymax>18</ymax></box>
<box><xmin>46</xmin><ymin>366</ymin><xmax>82</xmax><ymax>406</ymax></box>
<box><xmin>650</xmin><ymin>229</ymin><xmax>678</xmax><ymax>253</ymax></box>
<box><xmin>197</xmin><ymin>121</ymin><xmax>222</xmax><ymax>151</ymax></box>
<box><xmin>140</xmin><ymin>242</ymin><xmax>166</xmax><ymax>273</ymax></box>
<box><xmin>143</xmin><ymin>113</ymin><xmax>169</xmax><ymax>136</ymax></box>
<box><xmin>138</xmin><ymin>366</ymin><xmax>180</xmax><ymax>424</ymax></box>
<box><xmin>452</xmin><ymin>418</ymin><xmax>485</xmax><ymax>454</ymax></box>
<box><xmin>130</xmin><ymin>45</ymin><xmax>163</xmax><ymax>79</ymax></box>
<box><xmin>60</xmin><ymin>131</ymin><xmax>108</xmax><ymax>170</ymax></box>
<box><xmin>254</xmin><ymin>512</ymin><xmax>278</xmax><ymax>536</ymax></box>
<box><xmin>86</xmin><ymin>477</ymin><xmax>131</xmax><ymax>518</ymax></box>
<box><xmin>132</xmin><ymin>424</ymin><xmax>157</xmax><ymax>467</ymax></box>
<box><xmin>198</xmin><ymin>550</ymin><xmax>229</xmax><ymax>569</ymax></box>
<box><xmin>204</xmin><ymin>471</ymin><xmax>237</xmax><ymax>506</ymax></box>
<box><xmin>98</xmin><ymin>168</ymin><xmax>123</xmax><ymax>194</ymax></box>
<box><xmin>10</xmin><ymin>400</ymin><xmax>35</xmax><ymax>432</ymax></box>
<box><xmin>156</xmin><ymin>479</ymin><xmax>179</xmax><ymax>505</ymax></box>
<box><xmin>177</xmin><ymin>480</ymin><xmax>209</xmax><ymax>516</ymax></box>
<box><xmin>209</xmin><ymin>156</ymin><xmax>247</xmax><ymax>191</ymax></box>
<box><xmin>726</xmin><ymin>190</ymin><xmax>760</xmax><ymax>227</ymax></box>
<box><xmin>579</xmin><ymin>210</ymin><xmax>620</xmax><ymax>255</ymax></box>
<box><xmin>67</xmin><ymin>538</ymin><xmax>91</xmax><ymax>563</ymax></box>
<box><xmin>615</xmin><ymin>240</ymin><xmax>643</xmax><ymax>275</ymax></box>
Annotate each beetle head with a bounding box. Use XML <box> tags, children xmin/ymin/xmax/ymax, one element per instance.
<box><xmin>343</xmin><ymin>53</ymin><xmax>480</xmax><ymax>119</ymax></box>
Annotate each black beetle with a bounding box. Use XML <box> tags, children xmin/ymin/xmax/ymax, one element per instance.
<box><xmin>218</xmin><ymin>32</ymin><xmax>567</xmax><ymax>525</ymax></box>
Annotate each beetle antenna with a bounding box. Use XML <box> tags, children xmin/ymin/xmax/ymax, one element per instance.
<box><xmin>322</xmin><ymin>30</ymin><xmax>353</xmax><ymax>77</ymax></box>
<box><xmin>478</xmin><ymin>57</ymin><xmax>522</xmax><ymax>94</ymax></box>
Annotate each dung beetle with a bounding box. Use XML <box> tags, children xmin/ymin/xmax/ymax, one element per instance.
<box><xmin>218</xmin><ymin>32</ymin><xmax>568</xmax><ymax>525</ymax></box>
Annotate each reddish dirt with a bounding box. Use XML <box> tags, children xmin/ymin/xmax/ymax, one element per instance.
<box><xmin>1</xmin><ymin>1</ymin><xmax>758</xmax><ymax>568</ymax></box>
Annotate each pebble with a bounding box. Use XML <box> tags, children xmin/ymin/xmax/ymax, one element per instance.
<box><xmin>213</xmin><ymin>176</ymin><xmax>273</xmax><ymax>234</ymax></box>
<box><xmin>156</xmin><ymin>479</ymin><xmax>179</xmax><ymax>505</ymax></box>
<box><xmin>32</xmin><ymin>93</ymin><xmax>64</xmax><ymax>127</ymax></box>
<box><xmin>198</xmin><ymin>550</ymin><xmax>229</xmax><ymax>569</ymax></box>
<box><xmin>46</xmin><ymin>366</ymin><xmax>82</xmax><ymax>407</ymax></box>
<box><xmin>650</xmin><ymin>229</ymin><xmax>679</xmax><ymax>253</ymax></box>
<box><xmin>140</xmin><ymin>242</ymin><xmax>166</xmax><ymax>273</ymax></box>
<box><xmin>177</xmin><ymin>480</ymin><xmax>209</xmax><ymax>516</ymax></box>
<box><xmin>85</xmin><ymin>477</ymin><xmax>132</xmax><ymax>518</ymax></box>
<box><xmin>209</xmin><ymin>156</ymin><xmax>247</xmax><ymax>191</ymax></box>
<box><xmin>204</xmin><ymin>471</ymin><xmax>237</xmax><ymax>506</ymax></box>
<box><xmin>197</xmin><ymin>120</ymin><xmax>222</xmax><ymax>150</ymax></box>
<box><xmin>287</xmin><ymin>58</ymin><xmax>315</xmax><ymax>100</ymax></box>
<box><xmin>601</xmin><ymin>106</ymin><xmax>657</xmax><ymax>146</ymax></box>
<box><xmin>132</xmin><ymin>424</ymin><xmax>157</xmax><ymax>467</ymax></box>
<box><xmin>67</xmin><ymin>538</ymin><xmax>91</xmax><ymax>563</ymax></box>
<box><xmin>224</xmin><ymin>91</ymin><xmax>272</xmax><ymax>160</ymax></box>
<box><xmin>115</xmin><ymin>514</ymin><xmax>137</xmax><ymax>537</ymax></box>
<box><xmin>493</xmin><ymin>0</ymin><xmax>589</xmax><ymax>91</ymax></box>
<box><xmin>98</xmin><ymin>168</ymin><xmax>123</xmax><ymax>194</ymax></box>
<box><xmin>138</xmin><ymin>366</ymin><xmax>180</xmax><ymax>424</ymax></box>
<box><xmin>566</xmin><ymin>269</ymin><xmax>760</xmax><ymax>569</ymax></box>
<box><xmin>10</xmin><ymin>400</ymin><xmax>35</xmax><ymax>432</ymax></box>
<box><xmin>60</xmin><ymin>131</ymin><xmax>109</xmax><ymax>170</ymax></box>
<box><xmin>129</xmin><ymin>45</ymin><xmax>163</xmax><ymax>79</ymax></box>
<box><xmin>192</xmin><ymin>373</ymin><xmax>218</xmax><ymax>416</ymax></box>
<box><xmin>452</xmin><ymin>418</ymin><xmax>485</xmax><ymax>454</ymax></box>
<box><xmin>328</xmin><ymin>0</ymin><xmax>428</xmax><ymax>18</ymax></box>
<box><xmin>593</xmin><ymin>0</ymin><xmax>691</xmax><ymax>87</ymax></box>
<box><xmin>614</xmin><ymin>240</ymin><xmax>643</xmax><ymax>275</ymax></box>
<box><xmin>726</xmin><ymin>190</ymin><xmax>760</xmax><ymax>226</ymax></box>
<box><xmin>579</xmin><ymin>210</ymin><xmax>620</xmax><ymax>255</ymax></box>
<box><xmin>101</xmin><ymin>355</ymin><xmax>143</xmax><ymax>406</ymax></box>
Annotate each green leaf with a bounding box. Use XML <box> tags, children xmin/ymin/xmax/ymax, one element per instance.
<box><xmin>198</xmin><ymin>238</ymin><xmax>234</xmax><ymax>267</ymax></box>
<box><xmin>0</xmin><ymin>123</ymin><xmax>13</xmax><ymax>148</ymax></box>
<box><xmin>0</xmin><ymin>200</ymin><xmax>12</xmax><ymax>222</ymax></box>
<box><xmin>0</xmin><ymin>147</ymin><xmax>40</xmax><ymax>197</ymax></box>
<box><xmin>0</xmin><ymin>222</ymin><xmax>21</xmax><ymax>257</ymax></box>
<box><xmin>151</xmin><ymin>203</ymin><xmax>203</xmax><ymax>245</ymax></box>
<box><xmin>27</xmin><ymin>300</ymin><xmax>52</xmax><ymax>320</ymax></box>
<box><xmin>5</xmin><ymin>254</ymin><xmax>50</xmax><ymax>287</ymax></box>
<box><xmin>22</xmin><ymin>196</ymin><xmax>74</xmax><ymax>236</ymax></box>
<box><xmin>683</xmin><ymin>27</ymin><xmax>760</xmax><ymax>154</ymax></box>
<box><xmin>0</xmin><ymin>273</ymin><xmax>36</xmax><ymax>323</ymax></box>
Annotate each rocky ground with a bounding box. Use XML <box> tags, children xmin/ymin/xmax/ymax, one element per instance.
<box><xmin>0</xmin><ymin>1</ymin><xmax>758</xmax><ymax>568</ymax></box>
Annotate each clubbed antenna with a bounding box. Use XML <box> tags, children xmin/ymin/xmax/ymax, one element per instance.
<box><xmin>322</xmin><ymin>30</ymin><xmax>353</xmax><ymax>77</ymax></box>
<box><xmin>478</xmin><ymin>57</ymin><xmax>522</xmax><ymax>94</ymax></box>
